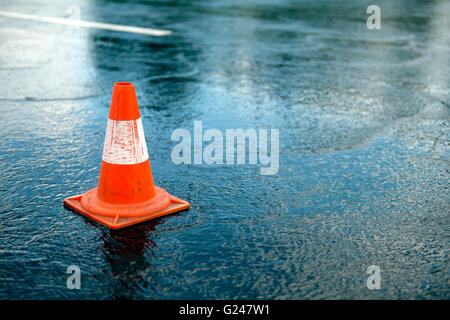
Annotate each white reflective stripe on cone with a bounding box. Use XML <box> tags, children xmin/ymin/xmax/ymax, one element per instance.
<box><xmin>102</xmin><ymin>118</ymin><xmax>149</xmax><ymax>165</ymax></box>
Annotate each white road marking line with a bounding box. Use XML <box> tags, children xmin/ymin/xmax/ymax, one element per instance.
<box><xmin>0</xmin><ymin>10</ymin><xmax>172</xmax><ymax>36</ymax></box>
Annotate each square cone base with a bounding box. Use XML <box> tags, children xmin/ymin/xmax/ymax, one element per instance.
<box><xmin>63</xmin><ymin>193</ymin><xmax>189</xmax><ymax>229</ymax></box>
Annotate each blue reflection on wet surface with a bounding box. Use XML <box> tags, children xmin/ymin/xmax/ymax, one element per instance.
<box><xmin>0</xmin><ymin>0</ymin><xmax>448</xmax><ymax>299</ymax></box>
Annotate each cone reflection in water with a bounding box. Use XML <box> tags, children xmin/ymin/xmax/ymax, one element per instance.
<box><xmin>64</xmin><ymin>82</ymin><xmax>189</xmax><ymax>229</ymax></box>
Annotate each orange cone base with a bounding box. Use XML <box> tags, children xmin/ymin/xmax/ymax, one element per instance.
<box><xmin>63</xmin><ymin>186</ymin><xmax>189</xmax><ymax>229</ymax></box>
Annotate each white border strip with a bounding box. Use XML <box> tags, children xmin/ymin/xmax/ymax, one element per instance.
<box><xmin>102</xmin><ymin>118</ymin><xmax>149</xmax><ymax>165</ymax></box>
<box><xmin>0</xmin><ymin>10</ymin><xmax>172</xmax><ymax>36</ymax></box>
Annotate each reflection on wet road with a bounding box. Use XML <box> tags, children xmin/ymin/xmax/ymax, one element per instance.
<box><xmin>0</xmin><ymin>0</ymin><xmax>448</xmax><ymax>299</ymax></box>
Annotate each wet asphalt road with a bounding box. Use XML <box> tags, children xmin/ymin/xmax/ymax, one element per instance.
<box><xmin>0</xmin><ymin>0</ymin><xmax>448</xmax><ymax>299</ymax></box>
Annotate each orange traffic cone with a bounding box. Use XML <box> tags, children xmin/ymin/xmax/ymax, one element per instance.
<box><xmin>64</xmin><ymin>82</ymin><xmax>189</xmax><ymax>229</ymax></box>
